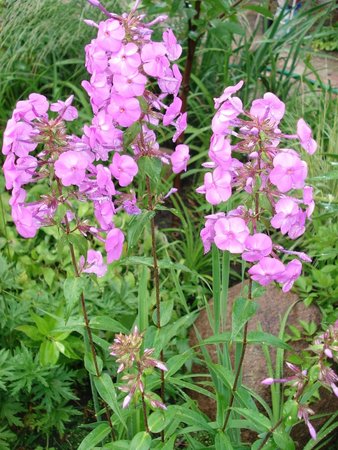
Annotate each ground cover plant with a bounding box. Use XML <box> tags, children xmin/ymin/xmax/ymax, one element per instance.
<box><xmin>0</xmin><ymin>0</ymin><xmax>337</xmax><ymax>449</ymax></box>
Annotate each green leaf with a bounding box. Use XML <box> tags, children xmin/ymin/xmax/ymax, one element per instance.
<box><xmin>247</xmin><ymin>331</ymin><xmax>292</xmax><ymax>350</ymax></box>
<box><xmin>67</xmin><ymin>233</ymin><xmax>88</xmax><ymax>257</ymax></box>
<box><xmin>273</xmin><ymin>427</ymin><xmax>295</xmax><ymax>450</ymax></box>
<box><xmin>242</xmin><ymin>5</ymin><xmax>273</xmax><ymax>19</ymax></box>
<box><xmin>166</xmin><ymin>349</ymin><xmax>194</xmax><ymax>377</ymax></box>
<box><xmin>138</xmin><ymin>157</ymin><xmax>162</xmax><ymax>186</ymax></box>
<box><xmin>130</xmin><ymin>431</ymin><xmax>152</xmax><ymax>450</ymax></box>
<box><xmin>231</xmin><ymin>407</ymin><xmax>271</xmax><ymax>432</ymax></box>
<box><xmin>89</xmin><ymin>316</ymin><xmax>128</xmax><ymax>334</ymax></box>
<box><xmin>127</xmin><ymin>211</ymin><xmax>155</xmax><ymax>248</ymax></box>
<box><xmin>31</xmin><ymin>313</ymin><xmax>51</xmax><ymax>336</ymax></box>
<box><xmin>16</xmin><ymin>325</ymin><xmax>43</xmax><ymax>341</ymax></box>
<box><xmin>84</xmin><ymin>352</ymin><xmax>103</xmax><ymax>376</ymax></box>
<box><xmin>174</xmin><ymin>405</ymin><xmax>213</xmax><ymax>432</ymax></box>
<box><xmin>231</xmin><ymin>297</ymin><xmax>258</xmax><ymax>338</ymax></box>
<box><xmin>77</xmin><ymin>422</ymin><xmax>111</xmax><ymax>450</ymax></box>
<box><xmin>152</xmin><ymin>299</ymin><xmax>173</xmax><ymax>327</ymax></box>
<box><xmin>63</xmin><ymin>277</ymin><xmax>85</xmax><ymax>317</ymax></box>
<box><xmin>43</xmin><ymin>267</ymin><xmax>55</xmax><ymax>287</ymax></box>
<box><xmin>94</xmin><ymin>373</ymin><xmax>127</xmax><ymax>429</ymax></box>
<box><xmin>39</xmin><ymin>340</ymin><xmax>59</xmax><ymax>366</ymax></box>
<box><xmin>215</xmin><ymin>432</ymin><xmax>233</xmax><ymax>450</ymax></box>
<box><xmin>103</xmin><ymin>441</ymin><xmax>130</xmax><ymax>450</ymax></box>
<box><xmin>124</xmin><ymin>121</ymin><xmax>141</xmax><ymax>148</ymax></box>
<box><xmin>148</xmin><ymin>410</ymin><xmax>170</xmax><ymax>433</ymax></box>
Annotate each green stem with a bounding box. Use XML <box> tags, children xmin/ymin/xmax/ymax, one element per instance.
<box><xmin>56</xmin><ymin>177</ymin><xmax>115</xmax><ymax>439</ymax></box>
<box><xmin>222</xmin><ymin>278</ymin><xmax>252</xmax><ymax>432</ymax></box>
<box><xmin>145</xmin><ymin>175</ymin><xmax>164</xmax><ymax>442</ymax></box>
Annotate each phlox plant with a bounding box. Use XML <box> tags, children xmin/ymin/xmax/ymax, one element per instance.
<box><xmin>1</xmin><ymin>0</ymin><xmax>338</xmax><ymax>448</ymax></box>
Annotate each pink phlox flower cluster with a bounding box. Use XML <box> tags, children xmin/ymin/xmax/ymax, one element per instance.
<box><xmin>82</xmin><ymin>1</ymin><xmax>189</xmax><ymax>173</ymax></box>
<box><xmin>2</xmin><ymin>1</ymin><xmax>189</xmax><ymax>275</ymax></box>
<box><xmin>197</xmin><ymin>81</ymin><xmax>317</xmax><ymax>290</ymax></box>
<box><xmin>109</xmin><ymin>326</ymin><xmax>167</xmax><ymax>409</ymax></box>
<box><xmin>2</xmin><ymin>94</ymin><xmax>78</xmax><ymax>238</ymax></box>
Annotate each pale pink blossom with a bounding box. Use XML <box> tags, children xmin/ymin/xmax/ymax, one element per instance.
<box><xmin>297</xmin><ymin>119</ymin><xmax>317</xmax><ymax>155</ymax></box>
<box><xmin>214</xmin><ymin>217</ymin><xmax>249</xmax><ymax>253</ymax></box>
<box><xmin>269</xmin><ymin>152</ymin><xmax>307</xmax><ymax>193</ymax></box>
<box><xmin>242</xmin><ymin>233</ymin><xmax>273</xmax><ymax>262</ymax></box>
<box><xmin>109</xmin><ymin>153</ymin><xmax>138</xmax><ymax>187</ymax></box>
<box><xmin>171</xmin><ymin>144</ymin><xmax>189</xmax><ymax>173</ymax></box>
<box><xmin>105</xmin><ymin>228</ymin><xmax>124</xmax><ymax>262</ymax></box>
<box><xmin>248</xmin><ymin>257</ymin><xmax>285</xmax><ymax>286</ymax></box>
<box><xmin>196</xmin><ymin>168</ymin><xmax>232</xmax><ymax>205</ymax></box>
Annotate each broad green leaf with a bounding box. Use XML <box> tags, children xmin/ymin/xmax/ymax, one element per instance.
<box><xmin>152</xmin><ymin>299</ymin><xmax>173</xmax><ymax>327</ymax></box>
<box><xmin>175</xmin><ymin>406</ymin><xmax>213</xmax><ymax>432</ymax></box>
<box><xmin>209</xmin><ymin>363</ymin><xmax>234</xmax><ymax>390</ymax></box>
<box><xmin>39</xmin><ymin>340</ymin><xmax>59</xmax><ymax>366</ymax></box>
<box><xmin>231</xmin><ymin>407</ymin><xmax>271</xmax><ymax>431</ymax></box>
<box><xmin>89</xmin><ymin>316</ymin><xmax>128</xmax><ymax>334</ymax></box>
<box><xmin>273</xmin><ymin>427</ymin><xmax>295</xmax><ymax>450</ymax></box>
<box><xmin>231</xmin><ymin>297</ymin><xmax>258</xmax><ymax>338</ymax></box>
<box><xmin>215</xmin><ymin>432</ymin><xmax>233</xmax><ymax>450</ymax></box>
<box><xmin>43</xmin><ymin>267</ymin><xmax>55</xmax><ymax>287</ymax></box>
<box><xmin>63</xmin><ymin>277</ymin><xmax>86</xmax><ymax>318</ymax></box>
<box><xmin>94</xmin><ymin>373</ymin><xmax>126</xmax><ymax>429</ymax></box>
<box><xmin>148</xmin><ymin>410</ymin><xmax>171</xmax><ymax>433</ymax></box>
<box><xmin>67</xmin><ymin>233</ymin><xmax>88</xmax><ymax>257</ymax></box>
<box><xmin>124</xmin><ymin>121</ymin><xmax>141</xmax><ymax>148</ymax></box>
<box><xmin>166</xmin><ymin>349</ymin><xmax>194</xmax><ymax>377</ymax></box>
<box><xmin>138</xmin><ymin>157</ymin><xmax>162</xmax><ymax>186</ymax></box>
<box><xmin>77</xmin><ymin>422</ymin><xmax>111</xmax><ymax>450</ymax></box>
<box><xmin>247</xmin><ymin>331</ymin><xmax>292</xmax><ymax>350</ymax></box>
<box><xmin>31</xmin><ymin>313</ymin><xmax>51</xmax><ymax>336</ymax></box>
<box><xmin>130</xmin><ymin>431</ymin><xmax>152</xmax><ymax>450</ymax></box>
<box><xmin>16</xmin><ymin>325</ymin><xmax>43</xmax><ymax>341</ymax></box>
<box><xmin>127</xmin><ymin>211</ymin><xmax>155</xmax><ymax>248</ymax></box>
<box><xmin>84</xmin><ymin>352</ymin><xmax>103</xmax><ymax>376</ymax></box>
<box><xmin>242</xmin><ymin>5</ymin><xmax>273</xmax><ymax>19</ymax></box>
<box><xmin>102</xmin><ymin>441</ymin><xmax>130</xmax><ymax>449</ymax></box>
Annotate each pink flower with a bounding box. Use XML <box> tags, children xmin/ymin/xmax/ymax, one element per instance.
<box><xmin>94</xmin><ymin>199</ymin><xmax>115</xmax><ymax>230</ymax></box>
<box><xmin>242</xmin><ymin>233</ymin><xmax>273</xmax><ymax>262</ymax></box>
<box><xmin>214</xmin><ymin>217</ymin><xmax>250</xmax><ymax>253</ymax></box>
<box><xmin>109</xmin><ymin>153</ymin><xmax>138</xmax><ymax>187</ymax></box>
<box><xmin>109</xmin><ymin>43</ymin><xmax>141</xmax><ymax>75</ymax></box>
<box><xmin>13</xmin><ymin>93</ymin><xmax>49</xmax><ymax>121</ymax></box>
<box><xmin>211</xmin><ymin>98</ymin><xmax>243</xmax><ymax>134</ymax></box>
<box><xmin>196</xmin><ymin>168</ymin><xmax>232</xmax><ymax>205</ymax></box>
<box><xmin>113</xmin><ymin>71</ymin><xmax>147</xmax><ymax>97</ymax></box>
<box><xmin>214</xmin><ymin>80</ymin><xmax>244</xmax><ymax>109</ymax></box>
<box><xmin>97</xmin><ymin>19</ymin><xmax>125</xmax><ymax>52</ymax></box>
<box><xmin>208</xmin><ymin>134</ymin><xmax>232</xmax><ymax>168</ymax></box>
<box><xmin>158</xmin><ymin>64</ymin><xmax>182</xmax><ymax>95</ymax></box>
<box><xmin>163</xmin><ymin>97</ymin><xmax>182</xmax><ymax>126</ymax></box>
<box><xmin>250</xmin><ymin>92</ymin><xmax>285</xmax><ymax>124</ymax></box>
<box><xmin>162</xmin><ymin>29</ymin><xmax>182</xmax><ymax>61</ymax></box>
<box><xmin>172</xmin><ymin>112</ymin><xmax>187</xmax><ymax>142</ymax></box>
<box><xmin>248</xmin><ymin>257</ymin><xmax>285</xmax><ymax>286</ymax></box>
<box><xmin>297</xmin><ymin>118</ymin><xmax>317</xmax><ymax>155</ymax></box>
<box><xmin>12</xmin><ymin>204</ymin><xmax>39</xmax><ymax>238</ymax></box>
<box><xmin>276</xmin><ymin>259</ymin><xmax>302</xmax><ymax>292</ymax></box>
<box><xmin>171</xmin><ymin>144</ymin><xmax>190</xmax><ymax>173</ymax></box>
<box><xmin>3</xmin><ymin>120</ymin><xmax>38</xmax><ymax>156</ymax></box>
<box><xmin>54</xmin><ymin>151</ymin><xmax>90</xmax><ymax>186</ymax></box>
<box><xmin>200</xmin><ymin>212</ymin><xmax>226</xmax><ymax>254</ymax></box>
<box><xmin>269</xmin><ymin>151</ymin><xmax>307</xmax><ymax>193</ymax></box>
<box><xmin>50</xmin><ymin>95</ymin><xmax>78</xmax><ymax>121</ymax></box>
<box><xmin>108</xmin><ymin>95</ymin><xmax>141</xmax><ymax>127</ymax></box>
<box><xmin>141</xmin><ymin>42</ymin><xmax>169</xmax><ymax>78</ymax></box>
<box><xmin>105</xmin><ymin>228</ymin><xmax>124</xmax><ymax>262</ymax></box>
<box><xmin>80</xmin><ymin>249</ymin><xmax>107</xmax><ymax>277</ymax></box>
